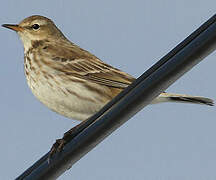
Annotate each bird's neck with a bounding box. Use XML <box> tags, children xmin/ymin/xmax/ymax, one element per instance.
<box><xmin>19</xmin><ymin>35</ymin><xmax>33</xmax><ymax>53</ymax></box>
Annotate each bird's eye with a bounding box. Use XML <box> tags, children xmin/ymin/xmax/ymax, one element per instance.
<box><xmin>31</xmin><ymin>24</ymin><xmax>40</xmax><ymax>30</ymax></box>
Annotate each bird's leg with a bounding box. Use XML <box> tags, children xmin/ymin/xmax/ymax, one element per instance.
<box><xmin>49</xmin><ymin>118</ymin><xmax>92</xmax><ymax>161</ymax></box>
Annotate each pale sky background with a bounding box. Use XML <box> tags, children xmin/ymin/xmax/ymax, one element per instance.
<box><xmin>1</xmin><ymin>1</ymin><xmax>216</xmax><ymax>180</ymax></box>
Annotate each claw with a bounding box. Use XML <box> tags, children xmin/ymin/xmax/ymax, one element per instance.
<box><xmin>47</xmin><ymin>119</ymin><xmax>91</xmax><ymax>163</ymax></box>
<box><xmin>48</xmin><ymin>138</ymin><xmax>66</xmax><ymax>163</ymax></box>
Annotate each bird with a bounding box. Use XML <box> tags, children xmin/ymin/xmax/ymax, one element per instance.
<box><xmin>2</xmin><ymin>15</ymin><xmax>214</xmax><ymax>121</ymax></box>
<box><xmin>2</xmin><ymin>15</ymin><xmax>214</xmax><ymax>155</ymax></box>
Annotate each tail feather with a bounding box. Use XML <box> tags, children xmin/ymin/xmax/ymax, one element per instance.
<box><xmin>152</xmin><ymin>93</ymin><xmax>214</xmax><ymax>106</ymax></box>
<box><xmin>168</xmin><ymin>96</ymin><xmax>214</xmax><ymax>106</ymax></box>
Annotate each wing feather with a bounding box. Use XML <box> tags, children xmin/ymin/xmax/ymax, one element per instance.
<box><xmin>41</xmin><ymin>42</ymin><xmax>135</xmax><ymax>88</ymax></box>
<box><xmin>55</xmin><ymin>57</ymin><xmax>135</xmax><ymax>88</ymax></box>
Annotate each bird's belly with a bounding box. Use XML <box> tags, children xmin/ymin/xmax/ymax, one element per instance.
<box><xmin>25</xmin><ymin>73</ymin><xmax>110</xmax><ymax>121</ymax></box>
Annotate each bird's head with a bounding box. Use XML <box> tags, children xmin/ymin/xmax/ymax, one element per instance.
<box><xmin>2</xmin><ymin>15</ymin><xmax>66</xmax><ymax>51</ymax></box>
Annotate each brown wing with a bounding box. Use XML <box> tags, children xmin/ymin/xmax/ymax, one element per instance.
<box><xmin>41</xmin><ymin>42</ymin><xmax>135</xmax><ymax>88</ymax></box>
<box><xmin>58</xmin><ymin>58</ymin><xmax>135</xmax><ymax>88</ymax></box>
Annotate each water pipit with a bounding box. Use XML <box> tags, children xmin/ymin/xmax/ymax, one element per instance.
<box><xmin>2</xmin><ymin>15</ymin><xmax>214</xmax><ymax>156</ymax></box>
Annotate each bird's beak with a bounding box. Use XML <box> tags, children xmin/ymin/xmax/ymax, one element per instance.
<box><xmin>2</xmin><ymin>24</ymin><xmax>23</xmax><ymax>32</ymax></box>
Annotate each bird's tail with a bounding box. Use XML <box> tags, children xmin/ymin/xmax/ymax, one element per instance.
<box><xmin>151</xmin><ymin>92</ymin><xmax>214</xmax><ymax>106</ymax></box>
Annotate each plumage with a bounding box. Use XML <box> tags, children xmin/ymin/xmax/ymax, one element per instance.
<box><xmin>2</xmin><ymin>15</ymin><xmax>214</xmax><ymax>121</ymax></box>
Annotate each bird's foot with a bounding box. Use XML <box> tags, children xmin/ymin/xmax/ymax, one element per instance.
<box><xmin>48</xmin><ymin>120</ymin><xmax>90</xmax><ymax>163</ymax></box>
<box><xmin>48</xmin><ymin>138</ymin><xmax>66</xmax><ymax>162</ymax></box>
